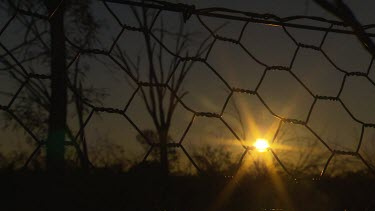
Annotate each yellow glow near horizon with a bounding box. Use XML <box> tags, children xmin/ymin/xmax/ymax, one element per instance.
<box><xmin>254</xmin><ymin>139</ymin><xmax>270</xmax><ymax>152</ymax></box>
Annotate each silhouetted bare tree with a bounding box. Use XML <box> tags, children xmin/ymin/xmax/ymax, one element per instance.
<box><xmin>192</xmin><ymin>144</ymin><xmax>237</xmax><ymax>175</ymax></box>
<box><xmin>0</xmin><ymin>0</ymin><xmax>101</xmax><ymax>172</ymax></box>
<box><xmin>113</xmin><ymin>7</ymin><xmax>216</xmax><ymax>176</ymax></box>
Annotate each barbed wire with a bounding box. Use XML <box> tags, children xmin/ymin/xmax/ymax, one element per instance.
<box><xmin>0</xmin><ymin>0</ymin><xmax>374</xmax><ymax>179</ymax></box>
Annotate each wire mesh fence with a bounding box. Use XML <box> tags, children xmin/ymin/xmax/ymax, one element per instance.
<box><xmin>0</xmin><ymin>0</ymin><xmax>375</xmax><ymax>180</ymax></box>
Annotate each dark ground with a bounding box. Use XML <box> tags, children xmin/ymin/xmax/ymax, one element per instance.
<box><xmin>1</xmin><ymin>171</ymin><xmax>374</xmax><ymax>211</ymax></box>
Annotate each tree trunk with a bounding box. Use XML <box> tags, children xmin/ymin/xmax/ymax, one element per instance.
<box><xmin>76</xmin><ymin>83</ymin><xmax>89</xmax><ymax>171</ymax></box>
<box><xmin>159</xmin><ymin>127</ymin><xmax>169</xmax><ymax>177</ymax></box>
<box><xmin>45</xmin><ymin>0</ymin><xmax>67</xmax><ymax>174</ymax></box>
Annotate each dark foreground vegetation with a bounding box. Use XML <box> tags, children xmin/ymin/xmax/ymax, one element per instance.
<box><xmin>1</xmin><ymin>169</ymin><xmax>374</xmax><ymax>211</ymax></box>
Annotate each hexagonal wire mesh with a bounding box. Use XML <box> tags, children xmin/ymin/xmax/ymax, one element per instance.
<box><xmin>0</xmin><ymin>0</ymin><xmax>374</xmax><ymax>179</ymax></box>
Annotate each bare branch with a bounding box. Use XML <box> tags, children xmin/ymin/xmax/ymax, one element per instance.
<box><xmin>314</xmin><ymin>0</ymin><xmax>375</xmax><ymax>56</ymax></box>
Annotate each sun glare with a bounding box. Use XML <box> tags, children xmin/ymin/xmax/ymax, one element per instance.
<box><xmin>254</xmin><ymin>139</ymin><xmax>270</xmax><ymax>152</ymax></box>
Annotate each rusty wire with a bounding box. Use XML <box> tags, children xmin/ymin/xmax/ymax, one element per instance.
<box><xmin>0</xmin><ymin>0</ymin><xmax>374</xmax><ymax>179</ymax></box>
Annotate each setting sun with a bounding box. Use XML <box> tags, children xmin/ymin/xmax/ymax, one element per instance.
<box><xmin>254</xmin><ymin>139</ymin><xmax>270</xmax><ymax>152</ymax></box>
